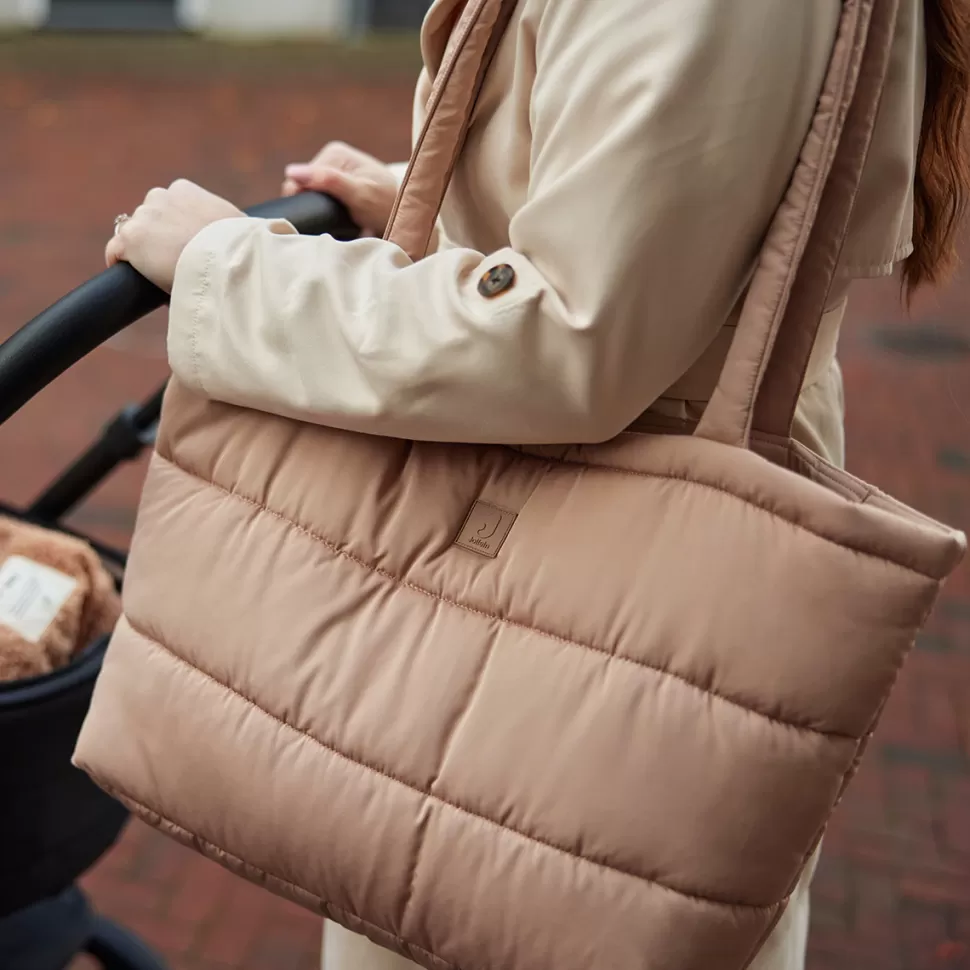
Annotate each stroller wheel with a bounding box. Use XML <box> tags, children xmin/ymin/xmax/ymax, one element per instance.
<box><xmin>83</xmin><ymin>916</ymin><xmax>167</xmax><ymax>970</ymax></box>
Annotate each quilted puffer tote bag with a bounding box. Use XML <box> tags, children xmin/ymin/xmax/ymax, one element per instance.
<box><xmin>75</xmin><ymin>1</ymin><xmax>966</xmax><ymax>968</ymax></box>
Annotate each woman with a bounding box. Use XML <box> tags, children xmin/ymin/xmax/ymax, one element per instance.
<box><xmin>105</xmin><ymin>0</ymin><xmax>968</xmax><ymax>967</ymax></box>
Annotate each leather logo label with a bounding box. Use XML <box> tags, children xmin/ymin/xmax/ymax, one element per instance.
<box><xmin>455</xmin><ymin>501</ymin><xmax>517</xmax><ymax>558</ymax></box>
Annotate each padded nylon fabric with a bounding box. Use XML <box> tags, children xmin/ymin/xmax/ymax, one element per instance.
<box><xmin>75</xmin><ymin>2</ymin><xmax>965</xmax><ymax>969</ymax></box>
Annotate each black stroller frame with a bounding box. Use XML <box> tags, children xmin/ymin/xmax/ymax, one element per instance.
<box><xmin>0</xmin><ymin>191</ymin><xmax>357</xmax><ymax>970</ymax></box>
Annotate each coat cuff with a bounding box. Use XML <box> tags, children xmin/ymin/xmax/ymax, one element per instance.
<box><xmin>168</xmin><ymin>217</ymin><xmax>295</xmax><ymax>394</ymax></box>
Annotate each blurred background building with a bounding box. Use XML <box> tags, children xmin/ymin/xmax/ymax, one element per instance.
<box><xmin>0</xmin><ymin>0</ymin><xmax>433</xmax><ymax>35</ymax></box>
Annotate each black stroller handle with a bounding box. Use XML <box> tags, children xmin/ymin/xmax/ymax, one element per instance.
<box><xmin>0</xmin><ymin>191</ymin><xmax>358</xmax><ymax>426</ymax></box>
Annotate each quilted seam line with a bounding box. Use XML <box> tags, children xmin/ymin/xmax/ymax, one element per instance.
<box><xmin>400</xmin><ymin>619</ymin><xmax>504</xmax><ymax>937</ymax></box>
<box><xmin>156</xmin><ymin>452</ymin><xmax>860</xmax><ymax>742</ymax></box>
<box><xmin>498</xmin><ymin>448</ymin><xmax>942</xmax><ymax>582</ymax></box>
<box><xmin>91</xmin><ymin>781</ymin><xmax>456</xmax><ymax>970</ymax></box>
<box><xmin>125</xmin><ymin>614</ymin><xmax>781</xmax><ymax>913</ymax></box>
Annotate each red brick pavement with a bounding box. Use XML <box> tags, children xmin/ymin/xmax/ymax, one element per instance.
<box><xmin>1</xmin><ymin>34</ymin><xmax>968</xmax><ymax>970</ymax></box>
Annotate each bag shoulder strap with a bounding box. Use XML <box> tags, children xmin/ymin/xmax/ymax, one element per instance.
<box><xmin>384</xmin><ymin>0</ymin><xmax>517</xmax><ymax>261</ymax></box>
<box><xmin>386</xmin><ymin>0</ymin><xmax>900</xmax><ymax>452</ymax></box>
<box><xmin>696</xmin><ymin>0</ymin><xmax>901</xmax><ymax>447</ymax></box>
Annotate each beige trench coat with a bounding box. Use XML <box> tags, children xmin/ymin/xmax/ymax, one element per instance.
<box><xmin>165</xmin><ymin>1</ymin><xmax>926</xmax><ymax>967</ymax></box>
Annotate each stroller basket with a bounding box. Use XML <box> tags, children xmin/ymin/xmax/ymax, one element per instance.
<box><xmin>0</xmin><ymin>634</ymin><xmax>125</xmax><ymax>919</ymax></box>
<box><xmin>0</xmin><ymin>191</ymin><xmax>357</xmax><ymax>937</ymax></box>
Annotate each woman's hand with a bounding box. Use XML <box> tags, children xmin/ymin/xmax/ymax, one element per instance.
<box><xmin>105</xmin><ymin>179</ymin><xmax>245</xmax><ymax>293</ymax></box>
<box><xmin>283</xmin><ymin>142</ymin><xmax>400</xmax><ymax>238</ymax></box>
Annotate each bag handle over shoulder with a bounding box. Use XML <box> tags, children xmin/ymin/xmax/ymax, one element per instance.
<box><xmin>384</xmin><ymin>0</ymin><xmax>518</xmax><ymax>260</ymax></box>
<box><xmin>695</xmin><ymin>0</ymin><xmax>901</xmax><ymax>448</ymax></box>
<box><xmin>386</xmin><ymin>0</ymin><xmax>899</xmax><ymax>453</ymax></box>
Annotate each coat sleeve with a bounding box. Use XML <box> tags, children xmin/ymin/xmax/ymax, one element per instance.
<box><xmin>167</xmin><ymin>0</ymin><xmax>839</xmax><ymax>444</ymax></box>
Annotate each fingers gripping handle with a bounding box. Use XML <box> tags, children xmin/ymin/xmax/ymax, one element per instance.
<box><xmin>0</xmin><ymin>192</ymin><xmax>358</xmax><ymax>427</ymax></box>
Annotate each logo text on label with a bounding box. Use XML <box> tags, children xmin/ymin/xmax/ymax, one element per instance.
<box><xmin>455</xmin><ymin>501</ymin><xmax>517</xmax><ymax>558</ymax></box>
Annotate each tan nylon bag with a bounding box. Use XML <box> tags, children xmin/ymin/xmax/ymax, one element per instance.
<box><xmin>75</xmin><ymin>1</ymin><xmax>966</xmax><ymax>968</ymax></box>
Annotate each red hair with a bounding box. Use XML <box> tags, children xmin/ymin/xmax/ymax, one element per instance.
<box><xmin>904</xmin><ymin>0</ymin><xmax>970</xmax><ymax>293</ymax></box>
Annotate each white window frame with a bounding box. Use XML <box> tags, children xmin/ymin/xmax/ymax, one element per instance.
<box><xmin>175</xmin><ymin>0</ymin><xmax>353</xmax><ymax>36</ymax></box>
<box><xmin>0</xmin><ymin>0</ymin><xmax>353</xmax><ymax>34</ymax></box>
<box><xmin>0</xmin><ymin>0</ymin><xmax>49</xmax><ymax>27</ymax></box>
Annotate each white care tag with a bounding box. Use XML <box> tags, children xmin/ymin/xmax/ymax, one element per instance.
<box><xmin>0</xmin><ymin>555</ymin><xmax>78</xmax><ymax>644</ymax></box>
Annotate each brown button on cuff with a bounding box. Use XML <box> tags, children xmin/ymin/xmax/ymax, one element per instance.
<box><xmin>478</xmin><ymin>264</ymin><xmax>516</xmax><ymax>298</ymax></box>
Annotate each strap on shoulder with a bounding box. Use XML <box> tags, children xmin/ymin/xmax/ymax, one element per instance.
<box><xmin>696</xmin><ymin>0</ymin><xmax>901</xmax><ymax>448</ymax></box>
<box><xmin>384</xmin><ymin>0</ymin><xmax>517</xmax><ymax>261</ymax></box>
